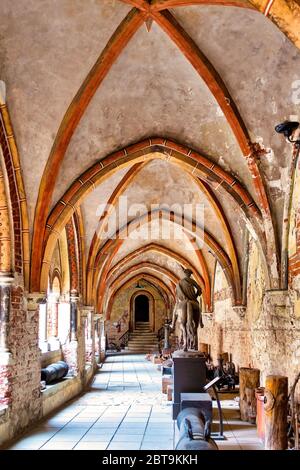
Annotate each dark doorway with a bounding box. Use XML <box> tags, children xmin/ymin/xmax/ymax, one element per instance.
<box><xmin>135</xmin><ymin>295</ymin><xmax>149</xmax><ymax>323</ymax></box>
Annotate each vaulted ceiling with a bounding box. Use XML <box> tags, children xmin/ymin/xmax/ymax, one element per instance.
<box><xmin>1</xmin><ymin>0</ymin><xmax>299</xmax><ymax>311</ymax></box>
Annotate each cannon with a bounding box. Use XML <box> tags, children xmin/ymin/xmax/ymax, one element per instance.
<box><xmin>41</xmin><ymin>360</ymin><xmax>69</xmax><ymax>384</ymax></box>
<box><xmin>175</xmin><ymin>407</ymin><xmax>218</xmax><ymax>450</ymax></box>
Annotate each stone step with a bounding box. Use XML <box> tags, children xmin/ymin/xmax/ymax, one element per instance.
<box><xmin>130</xmin><ymin>334</ymin><xmax>156</xmax><ymax>338</ymax></box>
<box><xmin>134</xmin><ymin>327</ymin><xmax>151</xmax><ymax>330</ymax></box>
<box><xmin>129</xmin><ymin>334</ymin><xmax>156</xmax><ymax>337</ymax></box>
<box><xmin>128</xmin><ymin>339</ymin><xmax>157</xmax><ymax>344</ymax></box>
<box><xmin>128</xmin><ymin>346</ymin><xmax>156</xmax><ymax>353</ymax></box>
<box><xmin>128</xmin><ymin>342</ymin><xmax>157</xmax><ymax>346</ymax></box>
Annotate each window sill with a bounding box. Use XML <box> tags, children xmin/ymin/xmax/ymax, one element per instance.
<box><xmin>41</xmin><ymin>376</ymin><xmax>78</xmax><ymax>398</ymax></box>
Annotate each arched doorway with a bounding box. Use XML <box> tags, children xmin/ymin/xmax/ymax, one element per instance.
<box><xmin>135</xmin><ymin>295</ymin><xmax>149</xmax><ymax>323</ymax></box>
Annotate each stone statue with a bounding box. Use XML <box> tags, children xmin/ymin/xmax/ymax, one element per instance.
<box><xmin>171</xmin><ymin>268</ymin><xmax>204</xmax><ymax>351</ymax></box>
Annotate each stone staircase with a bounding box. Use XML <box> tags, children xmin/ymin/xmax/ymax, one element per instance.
<box><xmin>127</xmin><ymin>322</ymin><xmax>158</xmax><ymax>353</ymax></box>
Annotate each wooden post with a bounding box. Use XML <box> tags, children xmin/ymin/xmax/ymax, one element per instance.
<box><xmin>264</xmin><ymin>375</ymin><xmax>288</xmax><ymax>450</ymax></box>
<box><xmin>199</xmin><ymin>343</ymin><xmax>209</xmax><ymax>355</ymax></box>
<box><xmin>239</xmin><ymin>367</ymin><xmax>260</xmax><ymax>421</ymax></box>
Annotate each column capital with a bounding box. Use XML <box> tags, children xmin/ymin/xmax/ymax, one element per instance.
<box><xmin>27</xmin><ymin>292</ymin><xmax>47</xmax><ymax>311</ymax></box>
<box><xmin>94</xmin><ymin>313</ymin><xmax>104</xmax><ymax>321</ymax></box>
<box><xmin>81</xmin><ymin>305</ymin><xmax>94</xmax><ymax>316</ymax></box>
<box><xmin>70</xmin><ymin>289</ymin><xmax>80</xmax><ymax>303</ymax></box>
<box><xmin>232</xmin><ymin>305</ymin><xmax>247</xmax><ymax>319</ymax></box>
<box><xmin>0</xmin><ymin>273</ymin><xmax>15</xmax><ymax>286</ymax></box>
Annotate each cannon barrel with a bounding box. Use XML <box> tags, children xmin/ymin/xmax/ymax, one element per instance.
<box><xmin>176</xmin><ymin>407</ymin><xmax>218</xmax><ymax>450</ymax></box>
<box><xmin>41</xmin><ymin>361</ymin><xmax>69</xmax><ymax>384</ymax></box>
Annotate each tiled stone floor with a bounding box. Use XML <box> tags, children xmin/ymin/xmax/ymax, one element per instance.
<box><xmin>7</xmin><ymin>354</ymin><xmax>263</xmax><ymax>450</ymax></box>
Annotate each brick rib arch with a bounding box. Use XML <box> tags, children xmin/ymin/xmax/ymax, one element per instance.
<box><xmin>31</xmin><ymin>2</ymin><xmax>278</xmax><ymax>293</ymax></box>
<box><xmin>86</xmin><ymin>160</ymin><xmax>237</xmax><ymax>312</ymax></box>
<box><xmin>92</xmin><ymin>209</ymin><xmax>239</xmax><ymax>309</ymax></box>
<box><xmin>99</xmin><ymin>261</ymin><xmax>180</xmax><ymax>316</ymax></box>
<box><xmin>105</xmin><ymin>273</ymin><xmax>175</xmax><ymax>319</ymax></box>
<box><xmin>92</xmin><ymin>236</ymin><xmax>211</xmax><ymax>312</ymax></box>
<box><xmin>107</xmin><ymin>243</ymin><xmax>206</xmax><ymax>292</ymax></box>
<box><xmin>0</xmin><ymin>102</ymin><xmax>30</xmax><ymax>285</ymax></box>
<box><xmin>30</xmin><ymin>8</ymin><xmax>145</xmax><ymax>292</ymax></box>
<box><xmin>38</xmin><ymin>139</ymin><xmax>267</xmax><ymax>293</ymax></box>
<box><xmin>87</xmin><ymin>162</ymin><xmax>146</xmax><ymax>302</ymax></box>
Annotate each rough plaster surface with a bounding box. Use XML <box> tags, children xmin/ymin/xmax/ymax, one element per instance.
<box><xmin>199</xmin><ymin>237</ymin><xmax>300</xmax><ymax>396</ymax></box>
<box><xmin>57</xmin><ymin>21</ymin><xmax>248</xmax><ymax>205</ymax></box>
<box><xmin>173</xmin><ymin>5</ymin><xmax>300</xmax><ymax>239</ymax></box>
<box><xmin>0</xmin><ymin>0</ymin><xmax>130</xmax><ymax>227</ymax></box>
<box><xmin>80</xmin><ymin>167</ymin><xmax>129</xmax><ymax>254</ymax></box>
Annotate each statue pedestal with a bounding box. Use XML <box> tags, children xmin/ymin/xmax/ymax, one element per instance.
<box><xmin>172</xmin><ymin>349</ymin><xmax>204</xmax><ymax>359</ymax></box>
<box><xmin>172</xmin><ymin>350</ymin><xmax>206</xmax><ymax>419</ymax></box>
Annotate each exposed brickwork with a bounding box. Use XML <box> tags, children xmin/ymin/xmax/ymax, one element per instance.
<box><xmin>65</xmin><ymin>218</ymin><xmax>79</xmax><ymax>291</ymax></box>
<box><xmin>199</xmin><ymin>240</ymin><xmax>300</xmax><ymax>401</ymax></box>
<box><xmin>0</xmin><ymin>284</ymin><xmax>42</xmax><ymax>443</ymax></box>
<box><xmin>0</xmin><ymin>115</ymin><xmax>22</xmax><ymax>273</ymax></box>
<box><xmin>61</xmin><ymin>309</ymin><xmax>85</xmax><ymax>382</ymax></box>
<box><xmin>0</xmin><ymin>364</ymin><xmax>13</xmax><ymax>406</ymax></box>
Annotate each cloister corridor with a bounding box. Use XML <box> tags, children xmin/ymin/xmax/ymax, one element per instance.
<box><xmin>5</xmin><ymin>355</ymin><xmax>262</xmax><ymax>451</ymax></box>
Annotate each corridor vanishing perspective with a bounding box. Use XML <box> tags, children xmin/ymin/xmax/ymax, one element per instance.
<box><xmin>6</xmin><ymin>355</ymin><xmax>262</xmax><ymax>451</ymax></box>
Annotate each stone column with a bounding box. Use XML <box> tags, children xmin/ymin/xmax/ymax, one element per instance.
<box><xmin>163</xmin><ymin>322</ymin><xmax>171</xmax><ymax>353</ymax></box>
<box><xmin>61</xmin><ymin>290</ymin><xmax>84</xmax><ymax>383</ymax></box>
<box><xmin>0</xmin><ymin>275</ymin><xmax>13</xmax><ymax>353</ymax></box>
<box><xmin>46</xmin><ymin>292</ymin><xmax>60</xmax><ymax>350</ymax></box>
<box><xmin>70</xmin><ymin>289</ymin><xmax>79</xmax><ymax>341</ymax></box>
<box><xmin>82</xmin><ymin>306</ymin><xmax>95</xmax><ymax>367</ymax></box>
<box><xmin>0</xmin><ymin>275</ymin><xmax>14</xmax><ymax>408</ymax></box>
<box><xmin>94</xmin><ymin>314</ymin><xmax>105</xmax><ymax>363</ymax></box>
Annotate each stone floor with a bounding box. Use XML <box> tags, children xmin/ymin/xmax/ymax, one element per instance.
<box><xmin>7</xmin><ymin>354</ymin><xmax>263</xmax><ymax>450</ymax></box>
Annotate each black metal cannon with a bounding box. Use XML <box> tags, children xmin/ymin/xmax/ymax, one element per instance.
<box><xmin>41</xmin><ymin>361</ymin><xmax>69</xmax><ymax>384</ymax></box>
<box><xmin>175</xmin><ymin>407</ymin><xmax>218</xmax><ymax>450</ymax></box>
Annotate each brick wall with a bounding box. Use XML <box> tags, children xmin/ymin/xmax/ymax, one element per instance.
<box><xmin>0</xmin><ymin>282</ymin><xmax>42</xmax><ymax>444</ymax></box>
<box><xmin>199</xmin><ymin>238</ymin><xmax>300</xmax><ymax>398</ymax></box>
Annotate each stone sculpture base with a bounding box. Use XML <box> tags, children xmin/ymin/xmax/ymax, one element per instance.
<box><xmin>172</xmin><ymin>349</ymin><xmax>205</xmax><ymax>358</ymax></box>
<box><xmin>172</xmin><ymin>351</ymin><xmax>206</xmax><ymax>419</ymax></box>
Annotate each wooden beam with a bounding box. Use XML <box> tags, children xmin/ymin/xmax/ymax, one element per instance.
<box><xmin>30</xmin><ymin>8</ymin><xmax>144</xmax><ymax>292</ymax></box>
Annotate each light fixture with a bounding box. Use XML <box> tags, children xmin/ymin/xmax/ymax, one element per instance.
<box><xmin>135</xmin><ymin>280</ymin><xmax>144</xmax><ymax>289</ymax></box>
<box><xmin>275</xmin><ymin>120</ymin><xmax>300</xmax><ymax>146</ymax></box>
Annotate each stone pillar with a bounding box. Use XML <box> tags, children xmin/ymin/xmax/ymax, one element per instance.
<box><xmin>0</xmin><ymin>275</ymin><xmax>14</xmax><ymax>407</ymax></box>
<box><xmin>0</xmin><ymin>275</ymin><xmax>13</xmax><ymax>353</ymax></box>
<box><xmin>82</xmin><ymin>306</ymin><xmax>95</xmax><ymax>365</ymax></box>
<box><xmin>70</xmin><ymin>290</ymin><xmax>78</xmax><ymax>341</ymax></box>
<box><xmin>94</xmin><ymin>314</ymin><xmax>105</xmax><ymax>363</ymax></box>
<box><xmin>46</xmin><ymin>293</ymin><xmax>60</xmax><ymax>350</ymax></box>
<box><xmin>163</xmin><ymin>322</ymin><xmax>171</xmax><ymax>353</ymax></box>
<box><xmin>61</xmin><ymin>290</ymin><xmax>85</xmax><ymax>383</ymax></box>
